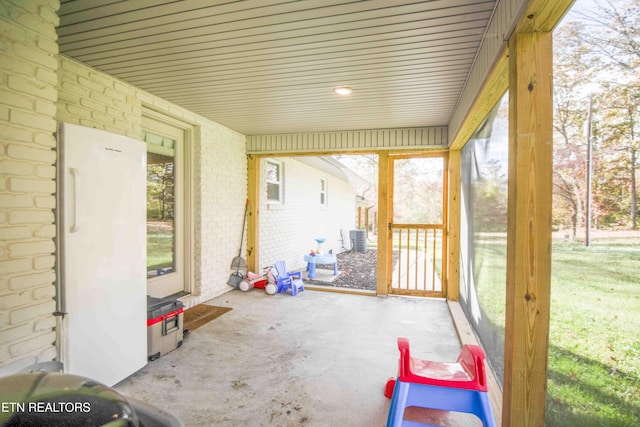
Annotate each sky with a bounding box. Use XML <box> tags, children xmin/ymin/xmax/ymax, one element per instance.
<box><xmin>559</xmin><ymin>0</ymin><xmax>600</xmax><ymax>27</ymax></box>
<box><xmin>561</xmin><ymin>0</ymin><xmax>615</xmax><ymax>24</ymax></box>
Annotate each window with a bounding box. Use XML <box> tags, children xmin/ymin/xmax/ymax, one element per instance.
<box><xmin>146</xmin><ymin>137</ymin><xmax>177</xmax><ymax>279</ymax></box>
<box><xmin>266</xmin><ymin>160</ymin><xmax>283</xmax><ymax>204</ymax></box>
<box><xmin>320</xmin><ymin>178</ymin><xmax>328</xmax><ymax>206</ymax></box>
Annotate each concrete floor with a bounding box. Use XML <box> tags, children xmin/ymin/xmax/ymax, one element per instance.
<box><xmin>114</xmin><ymin>289</ymin><xmax>480</xmax><ymax>427</ymax></box>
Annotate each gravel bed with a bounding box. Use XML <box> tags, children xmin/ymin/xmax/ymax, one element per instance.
<box><xmin>308</xmin><ymin>249</ymin><xmax>398</xmax><ymax>291</ymax></box>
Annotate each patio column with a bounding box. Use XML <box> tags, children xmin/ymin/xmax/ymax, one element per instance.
<box><xmin>247</xmin><ymin>154</ymin><xmax>260</xmax><ymax>272</ymax></box>
<box><xmin>377</xmin><ymin>150</ymin><xmax>390</xmax><ymax>295</ymax></box>
<box><xmin>447</xmin><ymin>149</ymin><xmax>461</xmax><ymax>301</ymax></box>
<box><xmin>502</xmin><ymin>31</ymin><xmax>553</xmax><ymax>427</ymax></box>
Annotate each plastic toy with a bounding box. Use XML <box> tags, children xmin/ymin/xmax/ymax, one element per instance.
<box><xmin>238</xmin><ymin>266</ymin><xmax>277</xmax><ymax>295</ymax></box>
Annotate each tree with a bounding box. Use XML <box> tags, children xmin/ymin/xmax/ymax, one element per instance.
<box><xmin>552</xmin><ymin>21</ymin><xmax>597</xmax><ymax>238</ymax></box>
<box><xmin>553</xmin><ymin>0</ymin><xmax>640</xmax><ymax>231</ymax></box>
<box><xmin>334</xmin><ymin>154</ymin><xmax>378</xmax><ymax>203</ymax></box>
<box><xmin>596</xmin><ymin>82</ymin><xmax>640</xmax><ymax>228</ymax></box>
<box><xmin>473</xmin><ymin>159</ymin><xmax>508</xmax><ymax>232</ymax></box>
<box><xmin>333</xmin><ymin>154</ymin><xmax>379</xmax><ymax>232</ymax></box>
<box><xmin>573</xmin><ymin>0</ymin><xmax>640</xmax><ymax>74</ymax></box>
<box><xmin>147</xmin><ymin>162</ymin><xmax>175</xmax><ymax>221</ymax></box>
<box><xmin>574</xmin><ymin>0</ymin><xmax>640</xmax><ymax>229</ymax></box>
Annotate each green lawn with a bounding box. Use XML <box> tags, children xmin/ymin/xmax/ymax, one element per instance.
<box><xmin>546</xmin><ymin>239</ymin><xmax>640</xmax><ymax>426</ymax></box>
<box><xmin>147</xmin><ymin>230</ymin><xmax>174</xmax><ymax>271</ymax></box>
<box><xmin>471</xmin><ymin>233</ymin><xmax>639</xmax><ymax>426</ymax></box>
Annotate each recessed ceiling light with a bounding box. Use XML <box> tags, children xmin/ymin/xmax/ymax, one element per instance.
<box><xmin>334</xmin><ymin>87</ymin><xmax>353</xmax><ymax>95</ymax></box>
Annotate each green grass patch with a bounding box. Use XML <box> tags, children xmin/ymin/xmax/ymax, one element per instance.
<box><xmin>147</xmin><ymin>230</ymin><xmax>174</xmax><ymax>271</ymax></box>
<box><xmin>470</xmin><ymin>234</ymin><xmax>639</xmax><ymax>425</ymax></box>
<box><xmin>474</xmin><ymin>240</ymin><xmax>507</xmax><ymax>328</ymax></box>
<box><xmin>546</xmin><ymin>241</ymin><xmax>640</xmax><ymax>426</ymax></box>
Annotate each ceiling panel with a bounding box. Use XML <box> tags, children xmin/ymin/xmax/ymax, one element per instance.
<box><xmin>58</xmin><ymin>0</ymin><xmax>498</xmax><ymax>135</ymax></box>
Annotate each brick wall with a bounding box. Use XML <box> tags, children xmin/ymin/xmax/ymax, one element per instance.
<box><xmin>57</xmin><ymin>55</ymin><xmax>247</xmax><ymax>307</ymax></box>
<box><xmin>259</xmin><ymin>157</ymin><xmax>356</xmax><ymax>272</ymax></box>
<box><xmin>196</xmin><ymin>124</ymin><xmax>247</xmax><ymax>299</ymax></box>
<box><xmin>56</xmin><ymin>56</ymin><xmax>247</xmax><ymax>307</ymax></box>
<box><xmin>0</xmin><ymin>0</ymin><xmax>60</xmax><ymax>374</ymax></box>
<box><xmin>57</xmin><ymin>56</ymin><xmax>142</xmax><ymax>139</ymax></box>
<box><xmin>1</xmin><ymin>1</ymin><xmax>246</xmax><ymax>375</ymax></box>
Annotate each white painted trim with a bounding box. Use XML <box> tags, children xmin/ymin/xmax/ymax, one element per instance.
<box><xmin>247</xmin><ymin>127</ymin><xmax>448</xmax><ymax>154</ymax></box>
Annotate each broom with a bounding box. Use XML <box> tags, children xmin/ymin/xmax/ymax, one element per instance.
<box><xmin>227</xmin><ymin>199</ymin><xmax>248</xmax><ymax>287</ymax></box>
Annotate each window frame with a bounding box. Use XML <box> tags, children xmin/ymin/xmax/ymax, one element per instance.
<box><xmin>266</xmin><ymin>159</ymin><xmax>284</xmax><ymax>204</ymax></box>
<box><xmin>320</xmin><ymin>177</ymin><xmax>328</xmax><ymax>207</ymax></box>
<box><xmin>142</xmin><ymin>109</ymin><xmax>193</xmax><ymax>298</ymax></box>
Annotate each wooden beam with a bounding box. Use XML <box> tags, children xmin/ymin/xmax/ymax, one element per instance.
<box><xmin>246</xmin><ymin>154</ymin><xmax>260</xmax><ymax>272</ymax></box>
<box><xmin>446</xmin><ymin>150</ymin><xmax>461</xmax><ymax>301</ymax></box>
<box><xmin>515</xmin><ymin>0</ymin><xmax>575</xmax><ymax>33</ymax></box>
<box><xmin>377</xmin><ymin>151</ymin><xmax>390</xmax><ymax>295</ymax></box>
<box><xmin>449</xmin><ymin>51</ymin><xmax>509</xmax><ymax>151</ymax></box>
<box><xmin>441</xmin><ymin>153</ymin><xmax>450</xmax><ymax>298</ymax></box>
<box><xmin>502</xmin><ymin>31</ymin><xmax>553</xmax><ymax>427</ymax></box>
<box><xmin>449</xmin><ymin>0</ymin><xmax>574</xmax><ymax>151</ymax></box>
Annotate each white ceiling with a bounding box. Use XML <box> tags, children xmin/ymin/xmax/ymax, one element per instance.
<box><xmin>57</xmin><ymin>0</ymin><xmax>498</xmax><ymax>136</ymax></box>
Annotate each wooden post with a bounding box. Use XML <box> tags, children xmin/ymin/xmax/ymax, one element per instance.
<box><xmin>377</xmin><ymin>151</ymin><xmax>390</xmax><ymax>295</ymax></box>
<box><xmin>585</xmin><ymin>95</ymin><xmax>593</xmax><ymax>246</ymax></box>
<box><xmin>502</xmin><ymin>31</ymin><xmax>553</xmax><ymax>427</ymax></box>
<box><xmin>447</xmin><ymin>150</ymin><xmax>461</xmax><ymax>301</ymax></box>
<box><xmin>246</xmin><ymin>154</ymin><xmax>260</xmax><ymax>272</ymax></box>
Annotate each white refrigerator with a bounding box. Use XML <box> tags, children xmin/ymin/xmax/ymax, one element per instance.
<box><xmin>57</xmin><ymin>122</ymin><xmax>147</xmax><ymax>387</ymax></box>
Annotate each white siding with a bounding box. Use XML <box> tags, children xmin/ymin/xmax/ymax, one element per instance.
<box><xmin>259</xmin><ymin>158</ymin><xmax>356</xmax><ymax>273</ymax></box>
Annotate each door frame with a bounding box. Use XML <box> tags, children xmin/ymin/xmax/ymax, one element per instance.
<box><xmin>378</xmin><ymin>150</ymin><xmax>449</xmax><ymax>297</ymax></box>
<box><xmin>142</xmin><ymin>108</ymin><xmax>194</xmax><ymax>297</ymax></box>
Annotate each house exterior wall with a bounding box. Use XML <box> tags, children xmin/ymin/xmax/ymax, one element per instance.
<box><xmin>56</xmin><ymin>55</ymin><xmax>247</xmax><ymax>307</ymax></box>
<box><xmin>1</xmin><ymin>0</ymin><xmax>61</xmax><ymax>375</ymax></box>
<box><xmin>195</xmin><ymin>123</ymin><xmax>247</xmax><ymax>299</ymax></box>
<box><xmin>0</xmin><ymin>1</ymin><xmax>247</xmax><ymax>375</ymax></box>
<box><xmin>259</xmin><ymin>157</ymin><xmax>356</xmax><ymax>273</ymax></box>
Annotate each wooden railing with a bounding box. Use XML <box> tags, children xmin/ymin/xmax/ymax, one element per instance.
<box><xmin>390</xmin><ymin>224</ymin><xmax>445</xmax><ymax>297</ymax></box>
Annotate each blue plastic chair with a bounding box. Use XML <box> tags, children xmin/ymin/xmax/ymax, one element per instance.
<box><xmin>384</xmin><ymin>337</ymin><xmax>496</xmax><ymax>427</ymax></box>
<box><xmin>273</xmin><ymin>260</ymin><xmax>304</xmax><ymax>296</ymax></box>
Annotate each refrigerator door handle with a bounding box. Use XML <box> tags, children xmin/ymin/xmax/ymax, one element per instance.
<box><xmin>69</xmin><ymin>167</ymin><xmax>80</xmax><ymax>233</ymax></box>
